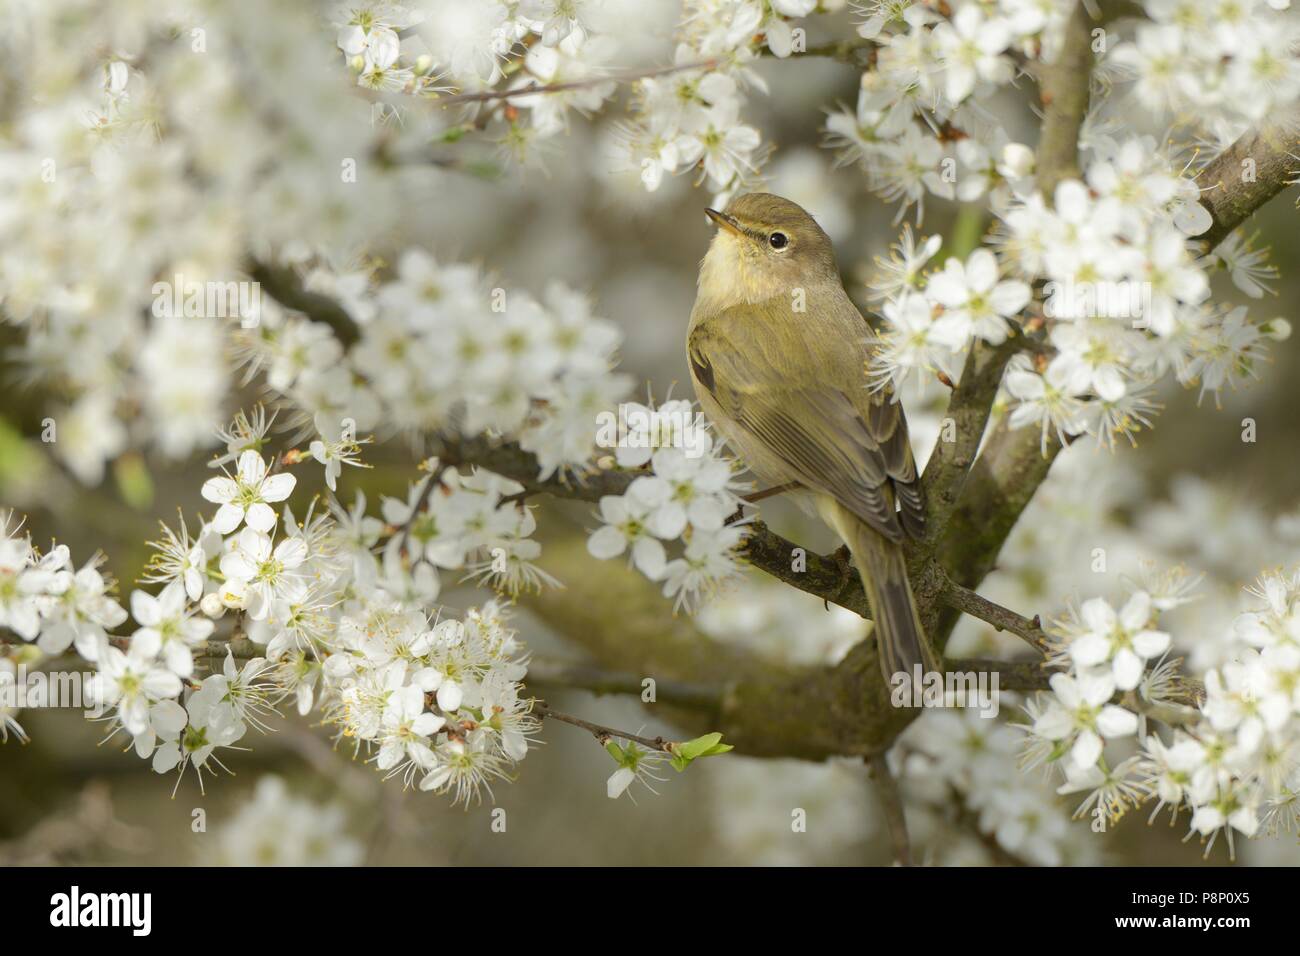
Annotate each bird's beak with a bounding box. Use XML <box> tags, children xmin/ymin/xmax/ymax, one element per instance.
<box><xmin>705</xmin><ymin>207</ymin><xmax>743</xmax><ymax>237</ymax></box>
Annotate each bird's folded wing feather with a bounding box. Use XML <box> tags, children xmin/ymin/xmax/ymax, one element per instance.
<box><xmin>689</xmin><ymin>301</ymin><xmax>923</xmax><ymax>543</ymax></box>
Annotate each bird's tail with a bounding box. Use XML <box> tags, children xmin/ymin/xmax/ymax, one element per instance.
<box><xmin>817</xmin><ymin>498</ymin><xmax>939</xmax><ymax>687</ymax></box>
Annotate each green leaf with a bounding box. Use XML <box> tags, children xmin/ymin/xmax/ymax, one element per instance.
<box><xmin>113</xmin><ymin>452</ymin><xmax>155</xmax><ymax>510</ymax></box>
<box><xmin>678</xmin><ymin>732</ymin><xmax>722</xmax><ymax>759</ymax></box>
<box><xmin>668</xmin><ymin>733</ymin><xmax>733</xmax><ymax>772</ymax></box>
<box><xmin>0</xmin><ymin>420</ymin><xmax>43</xmax><ymax>490</ymax></box>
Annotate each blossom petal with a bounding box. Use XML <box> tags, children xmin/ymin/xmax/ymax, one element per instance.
<box><xmin>587</xmin><ymin>525</ymin><xmax>627</xmax><ymax>560</ymax></box>
<box><xmin>1070</xmin><ymin>728</ymin><xmax>1102</xmax><ymax>768</ymax></box>
<box><xmin>211</xmin><ymin>503</ymin><xmax>244</xmax><ymax>535</ymax></box>
<box><xmin>1132</xmin><ymin>629</ymin><xmax>1170</xmax><ymax>658</ymax></box>
<box><xmin>1112</xmin><ymin>647</ymin><xmax>1144</xmax><ymax>690</ymax></box>
<box><xmin>1069</xmin><ymin>633</ymin><xmax>1111</xmax><ymax>668</ymax></box>
<box><xmin>245</xmin><ymin>502</ymin><xmax>277</xmax><ymax>533</ymax></box>
<box><xmin>143</xmin><ymin>668</ymin><xmax>183</xmax><ymax>699</ymax></box>
<box><xmin>1096</xmin><ymin>704</ymin><xmax>1138</xmax><ymax>738</ymax></box>
<box><xmin>236</xmin><ymin>450</ymin><xmax>267</xmax><ymax>485</ymax></box>
<box><xmin>436</xmin><ymin>680</ymin><xmax>463</xmax><ymax>713</ymax></box>
<box><xmin>200</xmin><ymin>477</ymin><xmax>238</xmax><ymax>505</ymax></box>
<box><xmin>260</xmin><ymin>473</ymin><xmax>297</xmax><ymax>503</ymax></box>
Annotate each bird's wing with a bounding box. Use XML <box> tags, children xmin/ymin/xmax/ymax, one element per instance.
<box><xmin>689</xmin><ymin>300</ymin><xmax>924</xmax><ymax>543</ymax></box>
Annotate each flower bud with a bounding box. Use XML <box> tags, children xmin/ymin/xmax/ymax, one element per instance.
<box><xmin>1263</xmin><ymin>318</ymin><xmax>1292</xmax><ymax>342</ymax></box>
<box><xmin>998</xmin><ymin>143</ymin><xmax>1035</xmax><ymax>180</ymax></box>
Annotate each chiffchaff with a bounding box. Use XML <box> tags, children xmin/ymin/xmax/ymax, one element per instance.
<box><xmin>687</xmin><ymin>193</ymin><xmax>939</xmax><ymax>684</ymax></box>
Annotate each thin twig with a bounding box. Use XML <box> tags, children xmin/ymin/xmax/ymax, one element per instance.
<box><xmin>743</xmin><ymin>481</ymin><xmax>801</xmax><ymax>504</ymax></box>
<box><xmin>868</xmin><ymin>754</ymin><xmax>912</xmax><ymax>866</ymax></box>
<box><xmin>1126</xmin><ymin>692</ymin><xmax>1202</xmax><ymax>728</ymax></box>
<box><xmin>946</xmin><ymin>657</ymin><xmax>1055</xmax><ymax>691</ymax></box>
<box><xmin>394</xmin><ymin>465</ymin><xmax>445</xmax><ymax>557</ymax></box>
<box><xmin>430</xmin><ymin>58</ymin><xmax>720</xmax><ymax>108</ymax></box>
<box><xmin>1194</xmin><ymin>110</ymin><xmax>1300</xmax><ymax>249</ymax></box>
<box><xmin>941</xmin><ymin>578</ymin><xmax>1051</xmax><ymax>654</ymax></box>
<box><xmin>953</xmin><ymin>789</ymin><xmax>1033</xmax><ymax>866</ymax></box>
<box><xmin>763</xmin><ymin>38</ymin><xmax>878</xmax><ymax>66</ymax></box>
<box><xmin>247</xmin><ymin>260</ymin><xmax>359</xmax><ymax>346</ymax></box>
<box><xmin>530</xmin><ymin>700</ymin><xmax>678</xmax><ymax>754</ymax></box>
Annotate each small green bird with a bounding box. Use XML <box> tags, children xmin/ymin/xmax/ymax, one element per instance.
<box><xmin>686</xmin><ymin>192</ymin><xmax>939</xmax><ymax>684</ymax></box>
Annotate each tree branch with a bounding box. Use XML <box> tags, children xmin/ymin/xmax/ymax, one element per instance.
<box><xmin>917</xmin><ymin>336</ymin><xmax>1021</xmax><ymax>558</ymax></box>
<box><xmin>247</xmin><ymin>259</ymin><xmax>361</xmax><ymax>346</ymax></box>
<box><xmin>434</xmin><ymin>433</ymin><xmax>1069</xmax><ymax>657</ymax></box>
<box><xmin>1194</xmin><ymin>111</ymin><xmax>1299</xmax><ymax>249</ymax></box>
<box><xmin>429</xmin><ymin>59</ymin><xmax>720</xmax><ymax>108</ymax></box>
<box><xmin>917</xmin><ymin>0</ymin><xmax>1111</xmax><ymax>558</ymax></box>
<box><xmin>932</xmin><ymin>110</ymin><xmax>1299</xmax><ymax>647</ymax></box>
<box><xmin>868</xmin><ymin>754</ymin><xmax>912</xmax><ymax>866</ymax></box>
<box><xmin>948</xmin><ymin>657</ymin><xmax>1055</xmax><ymax>691</ymax></box>
<box><xmin>520</xmin><ymin>532</ymin><xmax>914</xmax><ymax>759</ymax></box>
<box><xmin>393</xmin><ymin>464</ymin><xmax>446</xmax><ymax>557</ymax></box>
<box><xmin>1035</xmin><ymin>0</ymin><xmax>1106</xmax><ymax>197</ymax></box>
<box><xmin>521</xmin><ymin>656</ymin><xmax>724</xmax><ymax>711</ymax></box>
<box><xmin>434</xmin><ymin>433</ymin><xmax>874</xmax><ymax>617</ymax></box>
<box><xmin>941</xmin><ymin>579</ymin><xmax>1051</xmax><ymax>654</ymax></box>
<box><xmin>529</xmin><ymin>700</ymin><xmax>681</xmax><ymax>754</ymax></box>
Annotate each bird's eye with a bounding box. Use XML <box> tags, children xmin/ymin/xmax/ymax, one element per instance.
<box><xmin>768</xmin><ymin>232</ymin><xmax>789</xmax><ymax>250</ymax></box>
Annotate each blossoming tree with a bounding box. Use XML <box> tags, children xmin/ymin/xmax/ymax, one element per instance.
<box><xmin>2</xmin><ymin>0</ymin><xmax>1300</xmax><ymax>865</ymax></box>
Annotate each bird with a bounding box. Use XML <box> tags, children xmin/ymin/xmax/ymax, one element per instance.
<box><xmin>686</xmin><ymin>192</ymin><xmax>939</xmax><ymax>686</ymax></box>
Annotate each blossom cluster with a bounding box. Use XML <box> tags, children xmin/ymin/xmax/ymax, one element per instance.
<box><xmin>204</xmin><ymin>774</ymin><xmax>364</xmax><ymax>866</ymax></box>
<box><xmin>826</xmin><ymin>0</ymin><xmax>1054</xmax><ymax>223</ymax></box>
<box><xmin>923</xmin><ymin>425</ymin><xmax>1300</xmax><ymax>865</ymax></box>
<box><xmin>0</xmin><ymin>1</ymin><xmax>401</xmax><ymax>480</ymax></box>
<box><xmin>866</xmin><ymin>132</ymin><xmax>1289</xmax><ymax>449</ymax></box>
<box><xmin>1106</xmin><ymin>0</ymin><xmax>1299</xmax><ymax>142</ymax></box>
<box><xmin>997</xmin><ymin>137</ymin><xmax>1288</xmax><ymax>450</ymax></box>
<box><xmin>190</xmin><ymin>445</ymin><xmax>544</xmax><ymax>803</ymax></box>
<box><xmin>585</xmin><ymin>400</ymin><xmax>750</xmax><ymax>611</ymax></box>
<box><xmin>1020</xmin><ymin>565</ymin><xmax>1300</xmax><ymax>857</ymax></box>
<box><xmin>1</xmin><ymin>423</ymin><xmax>549</xmax><ymax>804</ymax></box>
<box><xmin>867</xmin><ymin>231</ymin><xmax>1030</xmax><ymax>395</ymax></box>
<box><xmin>825</xmin><ymin>2</ymin><xmax>1293</xmax><ymax>452</ymax></box>
<box><xmin>331</xmin><ymin>0</ymin><xmax>825</xmax><ymax>196</ymax></box>
<box><xmin>0</xmin><ymin>511</ymin><xmax>256</xmax><ymax>785</ymax></box>
<box><xmin>238</xmin><ymin>251</ymin><xmax>630</xmax><ymax>483</ymax></box>
<box><xmin>614</xmin><ymin>0</ymin><xmax>809</xmax><ymax>197</ymax></box>
<box><xmin>5</xmin><ymin>3</ymin><xmax>635</xmax><ymax>490</ymax></box>
<box><xmin>898</xmin><ymin>706</ymin><xmax>1102</xmax><ymax>866</ymax></box>
<box><xmin>335</xmin><ymin>0</ymin><xmax>621</xmax><ymax>158</ymax></box>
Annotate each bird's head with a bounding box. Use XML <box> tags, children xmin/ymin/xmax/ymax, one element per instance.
<box><xmin>698</xmin><ymin>193</ymin><xmax>838</xmax><ymax>310</ymax></box>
